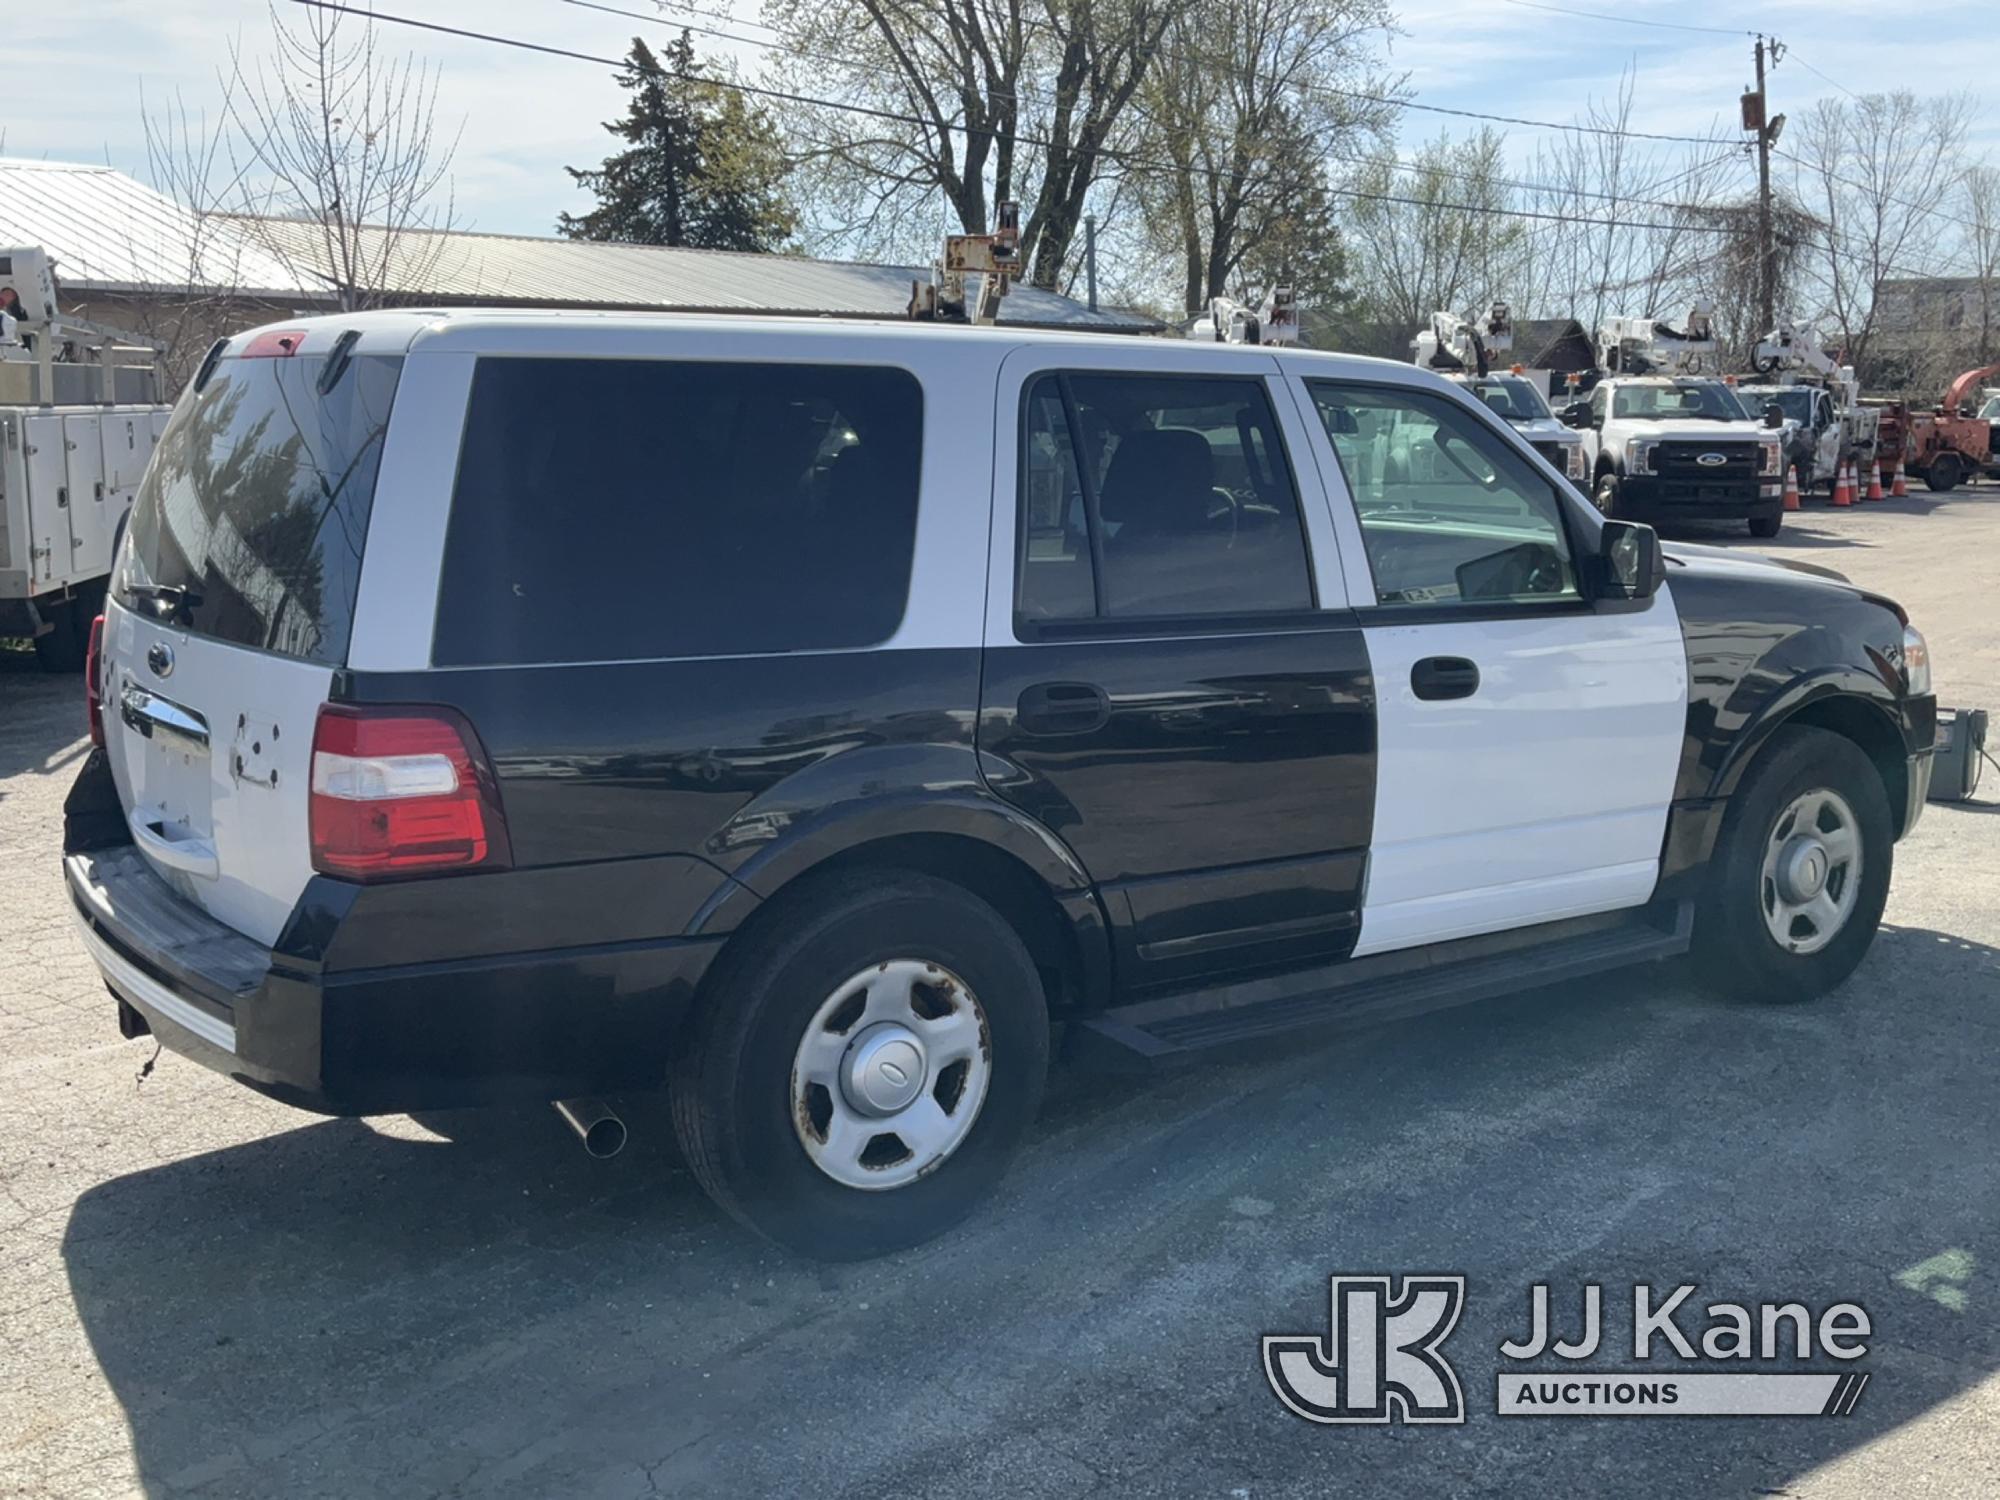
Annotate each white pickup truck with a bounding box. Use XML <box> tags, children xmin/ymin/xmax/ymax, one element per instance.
<box><xmin>1444</xmin><ymin>372</ymin><xmax>1589</xmax><ymax>490</ymax></box>
<box><xmin>1561</xmin><ymin>374</ymin><xmax>1786</xmax><ymax>537</ymax></box>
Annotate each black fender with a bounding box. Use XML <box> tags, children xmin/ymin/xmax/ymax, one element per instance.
<box><xmin>1660</xmin><ymin>560</ymin><xmax>1926</xmax><ymax>881</ymax></box>
<box><xmin>685</xmin><ymin>742</ymin><xmax>1114</xmax><ymax>1003</ymax></box>
<box><xmin>1705</xmin><ymin>665</ymin><xmax>1904</xmax><ymax>804</ymax></box>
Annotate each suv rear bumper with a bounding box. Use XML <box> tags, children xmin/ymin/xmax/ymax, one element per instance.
<box><xmin>66</xmin><ymin>844</ymin><xmax>721</xmax><ymax>1116</ymax></box>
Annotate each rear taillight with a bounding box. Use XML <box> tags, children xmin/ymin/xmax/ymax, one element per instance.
<box><xmin>84</xmin><ymin>614</ymin><xmax>106</xmax><ymax>747</ymax></box>
<box><xmin>308</xmin><ymin>705</ymin><xmax>511</xmax><ymax>881</ymax></box>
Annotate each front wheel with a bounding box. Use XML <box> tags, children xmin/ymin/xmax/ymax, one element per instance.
<box><xmin>1691</xmin><ymin>725</ymin><xmax>1893</xmax><ymax>1004</ymax></box>
<box><xmin>670</xmin><ymin>870</ymin><xmax>1049</xmax><ymax>1259</ymax></box>
<box><xmin>1748</xmin><ymin>512</ymin><xmax>1783</xmax><ymax>539</ymax></box>
<box><xmin>1593</xmin><ymin>471</ymin><xmax>1621</xmax><ymax>517</ymax></box>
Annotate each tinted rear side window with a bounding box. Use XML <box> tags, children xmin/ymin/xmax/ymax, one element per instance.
<box><xmin>433</xmin><ymin>358</ymin><xmax>923</xmax><ymax>666</ymax></box>
<box><xmin>119</xmin><ymin>352</ymin><xmax>402</xmax><ymax>663</ymax></box>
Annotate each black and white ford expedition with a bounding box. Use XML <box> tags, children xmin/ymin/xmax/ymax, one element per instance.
<box><xmin>1567</xmin><ymin>374</ymin><xmax>1787</xmax><ymax>537</ymax></box>
<box><xmin>66</xmin><ymin>311</ymin><xmax>1935</xmax><ymax>1259</ymax></box>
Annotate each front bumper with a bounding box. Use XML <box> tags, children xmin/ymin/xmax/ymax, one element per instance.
<box><xmin>66</xmin><ymin>844</ymin><xmax>722</xmax><ymax>1116</ymax></box>
<box><xmin>1618</xmin><ymin>474</ymin><xmax>1781</xmax><ymax>520</ymax></box>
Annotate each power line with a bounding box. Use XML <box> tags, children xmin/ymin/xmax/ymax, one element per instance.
<box><xmin>297</xmin><ymin>1</ymin><xmax>1750</xmax><ymax>236</ymax></box>
<box><xmin>286</xmin><ymin>1</ymin><xmax>1979</xmax><ymax>289</ymax></box>
<box><xmin>571</xmin><ymin>0</ymin><xmax>1743</xmax><ymax>219</ymax></box>
<box><xmin>1498</xmin><ymin>0</ymin><xmax>1752</xmax><ymax>37</ymax></box>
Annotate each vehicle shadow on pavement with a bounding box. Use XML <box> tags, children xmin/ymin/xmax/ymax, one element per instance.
<box><xmin>61</xmin><ymin>922</ymin><xmax>2000</xmax><ymax>1498</ymax></box>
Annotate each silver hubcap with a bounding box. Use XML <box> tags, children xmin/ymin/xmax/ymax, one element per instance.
<box><xmin>791</xmin><ymin>960</ymin><xmax>992</xmax><ymax>1191</ymax></box>
<box><xmin>1760</xmin><ymin>787</ymin><xmax>1862</xmax><ymax>955</ymax></box>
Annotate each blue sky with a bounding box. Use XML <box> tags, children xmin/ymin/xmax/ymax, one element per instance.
<box><xmin>4</xmin><ymin>0</ymin><xmax>1993</xmax><ymax>240</ymax></box>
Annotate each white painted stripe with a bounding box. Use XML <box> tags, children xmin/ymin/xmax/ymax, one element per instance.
<box><xmin>73</xmin><ymin>910</ymin><xmax>238</xmax><ymax>1054</ymax></box>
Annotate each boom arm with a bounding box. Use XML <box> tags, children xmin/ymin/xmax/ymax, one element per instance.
<box><xmin>1943</xmin><ymin>362</ymin><xmax>2000</xmax><ymax>415</ymax></box>
<box><xmin>1412</xmin><ymin>303</ymin><xmax>1512</xmax><ymax>376</ymax></box>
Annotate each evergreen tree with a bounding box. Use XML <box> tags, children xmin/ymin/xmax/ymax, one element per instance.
<box><xmin>559</xmin><ymin>35</ymin><xmax>797</xmax><ymax>251</ymax></box>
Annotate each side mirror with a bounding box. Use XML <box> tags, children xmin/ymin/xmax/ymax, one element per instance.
<box><xmin>1559</xmin><ymin>402</ymin><xmax>1593</xmax><ymax>430</ymax></box>
<box><xmin>1762</xmin><ymin>403</ymin><xmax>1785</xmax><ymax>429</ymax></box>
<box><xmin>1323</xmin><ymin>406</ymin><xmax>1359</xmax><ymax>436</ymax></box>
<box><xmin>1595</xmin><ymin>520</ymin><xmax>1662</xmax><ymax>603</ymax></box>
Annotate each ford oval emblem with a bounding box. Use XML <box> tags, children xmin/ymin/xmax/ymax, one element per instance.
<box><xmin>146</xmin><ymin>641</ymin><xmax>174</xmax><ymax>679</ymax></box>
<box><xmin>1696</xmin><ymin>452</ymin><xmax>1727</xmax><ymax>467</ymax></box>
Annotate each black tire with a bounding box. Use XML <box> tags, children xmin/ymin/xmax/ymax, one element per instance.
<box><xmin>1748</xmin><ymin>512</ymin><xmax>1783</xmax><ymax>539</ymax></box>
<box><xmin>32</xmin><ymin>598</ymin><xmax>86</xmax><ymax>673</ymax></box>
<box><xmin>1925</xmin><ymin>453</ymin><xmax>1962</xmax><ymax>493</ymax></box>
<box><xmin>1593</xmin><ymin>471</ymin><xmax>1621</xmax><ymax>517</ymax></box>
<box><xmin>1690</xmin><ymin>725</ymin><xmax>1893</xmax><ymax>1004</ymax></box>
<box><xmin>670</xmin><ymin>869</ymin><xmax>1049</xmax><ymax>1259</ymax></box>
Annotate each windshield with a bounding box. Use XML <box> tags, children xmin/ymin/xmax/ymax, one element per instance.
<box><xmin>1981</xmin><ymin>395</ymin><xmax>1999</xmax><ymax>421</ymax></box>
<box><xmin>1466</xmin><ymin>377</ymin><xmax>1552</xmax><ymax>422</ymax></box>
<box><xmin>117</xmin><ymin>351</ymin><xmax>402</xmax><ymax>664</ymax></box>
<box><xmin>1610</xmin><ymin>382</ymin><xmax>1747</xmax><ymax>422</ymax></box>
<box><xmin>1750</xmin><ymin>388</ymin><xmax>1816</xmax><ymax>424</ymax></box>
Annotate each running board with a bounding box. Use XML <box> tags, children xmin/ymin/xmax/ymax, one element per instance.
<box><xmin>1072</xmin><ymin>901</ymin><xmax>1693</xmax><ymax>1067</ymax></box>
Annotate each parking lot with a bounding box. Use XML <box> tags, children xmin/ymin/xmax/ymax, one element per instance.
<box><xmin>4</xmin><ymin>487</ymin><xmax>1999</xmax><ymax>1499</ymax></box>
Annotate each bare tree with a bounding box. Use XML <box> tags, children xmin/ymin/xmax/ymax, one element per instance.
<box><xmin>1132</xmin><ymin>0</ymin><xmax>1398</xmax><ymax>316</ymax></box>
<box><xmin>1786</xmin><ymin>90</ymin><xmax>1975</xmax><ymax>376</ymax></box>
<box><xmin>1963</xmin><ymin>165</ymin><xmax>2000</xmax><ymax>365</ymax></box>
<box><xmin>225</xmin><ymin>2</ymin><xmax>461</xmax><ymax>310</ymax></box>
<box><xmin>762</xmin><ymin>0</ymin><xmax>1167</xmax><ymax>286</ymax></box>
<box><xmin>1512</xmin><ymin>70</ymin><xmax>1738</xmax><ymax>337</ymax></box>
<box><xmin>1338</xmin><ymin>128</ymin><xmax>1523</xmax><ymax>355</ymax></box>
<box><xmin>133</xmin><ymin>81</ymin><xmax>275</xmax><ymax>391</ymax></box>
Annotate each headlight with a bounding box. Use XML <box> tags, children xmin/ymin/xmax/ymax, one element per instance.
<box><xmin>1623</xmin><ymin>438</ymin><xmax>1655</xmax><ymax>474</ymax></box>
<box><xmin>1901</xmin><ymin>624</ymin><xmax>1930</xmax><ymax>696</ymax></box>
<box><xmin>1566</xmin><ymin>443</ymin><xmax>1589</xmax><ymax>481</ymax></box>
<box><xmin>1759</xmin><ymin>440</ymin><xmax>1783</xmax><ymax>476</ymax></box>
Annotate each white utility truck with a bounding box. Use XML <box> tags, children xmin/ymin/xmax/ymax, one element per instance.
<box><xmin>0</xmin><ymin>247</ymin><xmax>172</xmax><ymax>669</ymax></box>
<box><xmin>1736</xmin><ymin>320</ymin><xmax>1879</xmax><ymax>494</ymax></box>
<box><xmin>1560</xmin><ymin>303</ymin><xmax>1785</xmax><ymax>537</ymax></box>
<box><xmin>1412</xmin><ymin>305</ymin><xmax>1589</xmax><ymax>488</ymax></box>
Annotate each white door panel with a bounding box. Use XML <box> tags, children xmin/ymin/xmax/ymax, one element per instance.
<box><xmin>1354</xmin><ymin>596</ymin><xmax>1687</xmax><ymax>955</ymax></box>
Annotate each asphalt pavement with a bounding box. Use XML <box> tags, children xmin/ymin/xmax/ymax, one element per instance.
<box><xmin>4</xmin><ymin>482</ymin><xmax>1999</xmax><ymax>1498</ymax></box>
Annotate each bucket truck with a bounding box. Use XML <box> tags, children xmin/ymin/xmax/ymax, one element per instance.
<box><xmin>1185</xmin><ymin>286</ymin><xmax>1300</xmax><ymax>346</ymax></box>
<box><xmin>1735</xmin><ymin>321</ymin><xmax>1879</xmax><ymax>494</ymax></box>
<box><xmin>1410</xmin><ymin>305</ymin><xmax>1588</xmax><ymax>488</ymax></box>
<box><xmin>0</xmin><ymin>247</ymin><xmax>173</xmax><ymax>670</ymax></box>
<box><xmin>1559</xmin><ymin>304</ymin><xmax>1787</xmax><ymax>537</ymax></box>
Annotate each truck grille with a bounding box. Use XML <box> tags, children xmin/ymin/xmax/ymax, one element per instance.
<box><xmin>1531</xmin><ymin>441</ymin><xmax>1569</xmax><ymax>469</ymax></box>
<box><xmin>1652</xmin><ymin>442</ymin><xmax>1758</xmax><ymax>480</ymax></box>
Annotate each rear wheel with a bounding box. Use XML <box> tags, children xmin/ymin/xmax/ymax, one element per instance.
<box><xmin>1691</xmin><ymin>725</ymin><xmax>1892</xmax><ymax>1004</ymax></box>
<box><xmin>32</xmin><ymin>598</ymin><xmax>86</xmax><ymax>673</ymax></box>
<box><xmin>1925</xmin><ymin>453</ymin><xmax>1963</xmax><ymax>492</ymax></box>
<box><xmin>670</xmin><ymin>870</ymin><xmax>1049</xmax><ymax>1259</ymax></box>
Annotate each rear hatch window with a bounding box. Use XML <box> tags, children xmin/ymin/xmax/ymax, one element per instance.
<box><xmin>116</xmin><ymin>349</ymin><xmax>402</xmax><ymax>664</ymax></box>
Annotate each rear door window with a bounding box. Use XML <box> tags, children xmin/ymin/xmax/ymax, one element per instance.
<box><xmin>1015</xmin><ymin>372</ymin><xmax>1314</xmax><ymax>627</ymax></box>
<box><xmin>433</xmin><ymin>358</ymin><xmax>923</xmax><ymax>666</ymax></box>
<box><xmin>118</xmin><ymin>351</ymin><xmax>402</xmax><ymax>663</ymax></box>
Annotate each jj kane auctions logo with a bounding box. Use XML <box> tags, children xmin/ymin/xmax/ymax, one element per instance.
<box><xmin>1264</xmin><ymin>1277</ymin><xmax>1872</xmax><ymax>1423</ymax></box>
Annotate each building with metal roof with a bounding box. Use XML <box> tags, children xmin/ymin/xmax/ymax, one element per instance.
<box><xmin>1</xmin><ymin>158</ymin><xmax>1159</xmax><ymax>391</ymax></box>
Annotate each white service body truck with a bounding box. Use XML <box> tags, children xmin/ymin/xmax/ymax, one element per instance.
<box><xmin>0</xmin><ymin>247</ymin><xmax>171</xmax><ymax>669</ymax></box>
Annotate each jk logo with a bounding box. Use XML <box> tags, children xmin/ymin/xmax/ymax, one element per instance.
<box><xmin>1263</xmin><ymin>1275</ymin><xmax>1467</xmax><ymax>1425</ymax></box>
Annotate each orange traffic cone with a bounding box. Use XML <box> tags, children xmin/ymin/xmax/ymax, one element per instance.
<box><xmin>1782</xmin><ymin>465</ymin><xmax>1801</xmax><ymax>510</ymax></box>
<box><xmin>1890</xmin><ymin>457</ymin><xmax>1908</xmax><ymax>498</ymax></box>
<box><xmin>1866</xmin><ymin>457</ymin><xmax>1886</xmax><ymax>501</ymax></box>
<box><xmin>1832</xmin><ymin>458</ymin><xmax>1854</xmax><ymax>506</ymax></box>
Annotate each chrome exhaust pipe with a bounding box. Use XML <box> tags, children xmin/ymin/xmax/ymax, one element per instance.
<box><xmin>554</xmin><ymin>1098</ymin><xmax>627</xmax><ymax>1159</ymax></box>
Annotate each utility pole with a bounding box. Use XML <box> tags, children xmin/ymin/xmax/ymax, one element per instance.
<box><xmin>1744</xmin><ymin>36</ymin><xmax>1786</xmax><ymax>332</ymax></box>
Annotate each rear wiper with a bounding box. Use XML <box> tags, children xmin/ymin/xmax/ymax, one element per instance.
<box><xmin>124</xmin><ymin>582</ymin><xmax>204</xmax><ymax>622</ymax></box>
